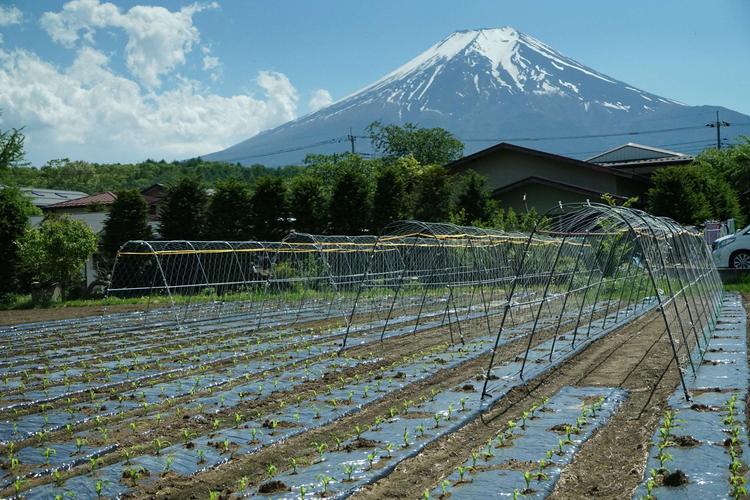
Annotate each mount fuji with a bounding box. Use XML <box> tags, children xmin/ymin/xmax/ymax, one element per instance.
<box><xmin>205</xmin><ymin>27</ymin><xmax>750</xmax><ymax>166</ymax></box>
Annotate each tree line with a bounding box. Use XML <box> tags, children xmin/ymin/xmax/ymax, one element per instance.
<box><xmin>646</xmin><ymin>138</ymin><xmax>750</xmax><ymax>226</ymax></box>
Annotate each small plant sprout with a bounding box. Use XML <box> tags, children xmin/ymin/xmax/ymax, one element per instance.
<box><xmin>354</xmin><ymin>423</ymin><xmax>365</xmax><ymax>439</ymax></box>
<box><xmin>374</xmin><ymin>415</ymin><xmax>383</xmax><ymax>430</ymax></box>
<box><xmin>43</xmin><ymin>446</ymin><xmax>56</xmax><ymax>465</ymax></box>
<box><xmin>367</xmin><ymin>450</ymin><xmax>377</xmax><ymax>469</ymax></box>
<box><xmin>384</xmin><ymin>442</ymin><xmax>394</xmax><ymax>458</ymax></box>
<box><xmin>467</xmin><ymin>450</ymin><xmax>479</xmax><ymax>469</ymax></box>
<box><xmin>129</xmin><ymin>422</ymin><xmax>137</xmax><ymax>434</ymax></box>
<box><xmin>197</xmin><ymin>449</ymin><xmax>206</xmax><ymax>464</ymax></box>
<box><xmin>313</xmin><ymin>441</ymin><xmax>328</xmax><ymax>461</ymax></box>
<box><xmin>520</xmin><ymin>410</ymin><xmax>530</xmax><ymax>429</ymax></box>
<box><xmin>546</xmin><ymin>449</ymin><xmax>554</xmax><ymax>461</ymax></box>
<box><xmin>237</xmin><ymin>476</ymin><xmax>249</xmax><ymax>492</ymax></box>
<box><xmin>417</xmin><ymin>423</ymin><xmax>426</xmax><ymax>438</ymax></box>
<box><xmin>299</xmin><ymin>485</ymin><xmax>306</xmax><ymax>499</ymax></box>
<box><xmin>212</xmin><ymin>418</ymin><xmax>221</xmax><ymax>431</ymax></box>
<box><xmin>342</xmin><ymin>462</ymin><xmax>355</xmax><ymax>481</ymax></box>
<box><xmin>495</xmin><ymin>432</ymin><xmax>506</xmax><ymax>448</ymax></box>
<box><xmin>441</xmin><ymin>479</ymin><xmax>451</xmax><ymax>495</ymax></box>
<box><xmin>558</xmin><ymin>439</ymin><xmax>565</xmax><ymax>455</ymax></box>
<box><xmin>234</xmin><ymin>412</ymin><xmax>243</xmax><ymax>427</ymax></box>
<box><xmin>153</xmin><ymin>438</ymin><xmax>170</xmax><ymax>455</ymax></box>
<box><xmin>289</xmin><ymin>457</ymin><xmax>298</xmax><ymax>474</ymax></box>
<box><xmin>75</xmin><ymin>437</ymin><xmax>87</xmax><ymax>454</ymax></box>
<box><xmin>523</xmin><ymin>470</ymin><xmax>533</xmax><ymax>492</ymax></box>
<box><xmin>423</xmin><ymin>488</ymin><xmax>430</xmax><ymax>500</ymax></box>
<box><xmin>403</xmin><ymin>428</ymin><xmax>410</xmax><ymax>448</ymax></box>
<box><xmin>389</xmin><ymin>406</ymin><xmax>398</xmax><ymax>419</ymax></box>
<box><xmin>645</xmin><ymin>477</ymin><xmax>656</xmax><ymax>500</ymax></box>
<box><xmin>318</xmin><ymin>473</ymin><xmax>333</xmax><ymax>495</ymax></box>
<box><xmin>164</xmin><ymin>454</ymin><xmax>175</xmax><ymax>473</ymax></box>
<box><xmin>209</xmin><ymin>491</ymin><xmax>220</xmax><ymax>500</ymax></box>
<box><xmin>447</xmin><ymin>403</ymin><xmax>454</xmax><ymax>421</ymax></box>
<box><xmin>564</xmin><ymin>425</ymin><xmax>573</xmax><ymax>444</ymax></box>
<box><xmin>363</xmin><ymin>385</ymin><xmax>370</xmax><ymax>398</ymax></box>
<box><xmin>266</xmin><ymin>463</ymin><xmax>278</xmax><ymax>479</ymax></box>
<box><xmin>457</xmin><ymin>465</ymin><xmax>468</xmax><ymax>482</ymax></box>
<box><xmin>433</xmin><ymin>412</ymin><xmax>441</xmax><ymax>428</ymax></box>
<box><xmin>460</xmin><ymin>397</ymin><xmax>467</xmax><ymax>412</ymax></box>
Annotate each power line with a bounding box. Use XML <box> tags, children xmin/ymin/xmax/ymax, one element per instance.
<box><xmin>458</xmin><ymin>122</ymin><xmax>750</xmax><ymax>144</ymax></box>
<box><xmin>213</xmin><ymin>121</ymin><xmax>750</xmax><ymax>163</ymax></box>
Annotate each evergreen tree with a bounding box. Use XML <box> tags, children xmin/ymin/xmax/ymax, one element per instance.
<box><xmin>159</xmin><ymin>177</ymin><xmax>208</xmax><ymax>240</ymax></box>
<box><xmin>328</xmin><ymin>166</ymin><xmax>372</xmax><ymax>234</ymax></box>
<box><xmin>647</xmin><ymin>164</ymin><xmax>741</xmax><ymax>225</ymax></box>
<box><xmin>101</xmin><ymin>189</ymin><xmax>152</xmax><ymax>258</ymax></box>
<box><xmin>0</xmin><ymin>187</ymin><xmax>35</xmax><ymax>300</ymax></box>
<box><xmin>288</xmin><ymin>174</ymin><xmax>327</xmax><ymax>234</ymax></box>
<box><xmin>371</xmin><ymin>164</ymin><xmax>409</xmax><ymax>232</ymax></box>
<box><xmin>453</xmin><ymin>171</ymin><xmax>494</xmax><ymax>224</ymax></box>
<box><xmin>205</xmin><ymin>179</ymin><xmax>253</xmax><ymax>240</ymax></box>
<box><xmin>250</xmin><ymin>176</ymin><xmax>288</xmax><ymax>240</ymax></box>
<box><xmin>414</xmin><ymin>165</ymin><xmax>452</xmax><ymax>222</ymax></box>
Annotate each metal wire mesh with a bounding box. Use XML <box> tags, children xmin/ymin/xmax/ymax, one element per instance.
<box><xmin>106</xmin><ymin>203</ymin><xmax>722</xmax><ymax>400</ymax></box>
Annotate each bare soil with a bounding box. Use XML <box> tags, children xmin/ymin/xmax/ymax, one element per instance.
<box><xmin>0</xmin><ymin>303</ymin><xmax>145</xmax><ymax>326</ymax></box>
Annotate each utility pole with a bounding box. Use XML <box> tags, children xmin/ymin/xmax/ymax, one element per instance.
<box><xmin>347</xmin><ymin>128</ymin><xmax>356</xmax><ymax>154</ymax></box>
<box><xmin>706</xmin><ymin>111</ymin><xmax>730</xmax><ymax>149</ymax></box>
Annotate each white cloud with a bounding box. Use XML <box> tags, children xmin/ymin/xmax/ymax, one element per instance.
<box><xmin>201</xmin><ymin>46</ymin><xmax>221</xmax><ymax>81</ymax></box>
<box><xmin>40</xmin><ymin>0</ymin><xmax>216</xmax><ymax>88</ymax></box>
<box><xmin>0</xmin><ymin>47</ymin><xmax>300</xmax><ymax>164</ymax></box>
<box><xmin>0</xmin><ymin>5</ymin><xmax>22</xmax><ymax>26</ymax></box>
<box><xmin>308</xmin><ymin>88</ymin><xmax>333</xmax><ymax>113</ymax></box>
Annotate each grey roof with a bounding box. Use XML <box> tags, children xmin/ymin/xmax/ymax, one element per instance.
<box><xmin>0</xmin><ymin>185</ymin><xmax>89</xmax><ymax>207</ymax></box>
<box><xmin>586</xmin><ymin>143</ymin><xmax>692</xmax><ymax>164</ymax></box>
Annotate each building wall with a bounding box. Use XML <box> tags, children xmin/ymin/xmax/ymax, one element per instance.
<box><xmin>496</xmin><ymin>183</ymin><xmax>592</xmax><ymax>215</ymax></box>
<box><xmin>451</xmin><ymin>148</ymin><xmax>648</xmax><ymax>212</ymax></box>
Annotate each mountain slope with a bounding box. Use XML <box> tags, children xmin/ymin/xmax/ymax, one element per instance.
<box><xmin>205</xmin><ymin>27</ymin><xmax>750</xmax><ymax>165</ymax></box>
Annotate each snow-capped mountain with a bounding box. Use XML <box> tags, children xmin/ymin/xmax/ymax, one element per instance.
<box><xmin>205</xmin><ymin>27</ymin><xmax>749</xmax><ymax>165</ymax></box>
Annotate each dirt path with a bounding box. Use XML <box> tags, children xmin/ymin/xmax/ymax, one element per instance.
<box><xmin>353</xmin><ymin>306</ymin><xmax>683</xmax><ymax>499</ymax></box>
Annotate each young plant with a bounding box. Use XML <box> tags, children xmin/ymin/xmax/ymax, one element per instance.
<box><xmin>403</xmin><ymin>428</ymin><xmax>410</xmax><ymax>448</ymax></box>
<box><xmin>266</xmin><ymin>462</ymin><xmax>278</xmax><ymax>480</ymax></box>
<box><xmin>342</xmin><ymin>462</ymin><xmax>355</xmax><ymax>481</ymax></box>
<box><xmin>318</xmin><ymin>474</ymin><xmax>333</xmax><ymax>495</ymax></box>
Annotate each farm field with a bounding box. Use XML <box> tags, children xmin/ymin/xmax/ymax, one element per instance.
<box><xmin>0</xmin><ymin>204</ymin><xmax>742</xmax><ymax>500</ymax></box>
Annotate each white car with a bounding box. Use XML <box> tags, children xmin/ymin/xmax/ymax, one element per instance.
<box><xmin>712</xmin><ymin>225</ymin><xmax>750</xmax><ymax>268</ymax></box>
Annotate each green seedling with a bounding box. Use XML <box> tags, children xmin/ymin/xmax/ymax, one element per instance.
<box><xmin>417</xmin><ymin>423</ymin><xmax>426</xmax><ymax>438</ymax></box>
<box><xmin>523</xmin><ymin>470</ymin><xmax>533</xmax><ymax>491</ymax></box>
<box><xmin>164</xmin><ymin>454</ymin><xmax>174</xmax><ymax>473</ymax></box>
<box><xmin>403</xmin><ymin>428</ymin><xmax>410</xmax><ymax>448</ymax></box>
<box><xmin>433</xmin><ymin>412</ymin><xmax>441</xmax><ymax>428</ymax></box>
<box><xmin>318</xmin><ymin>474</ymin><xmax>333</xmax><ymax>495</ymax></box>
<box><xmin>342</xmin><ymin>462</ymin><xmax>355</xmax><ymax>481</ymax></box>
<box><xmin>471</xmin><ymin>450</ymin><xmax>479</xmax><ymax>468</ymax></box>
<box><xmin>384</xmin><ymin>442</ymin><xmax>394</xmax><ymax>458</ymax></box>
<box><xmin>457</xmin><ymin>465</ymin><xmax>468</xmax><ymax>482</ymax></box>
<box><xmin>266</xmin><ymin>462</ymin><xmax>278</xmax><ymax>479</ymax></box>
<box><xmin>289</xmin><ymin>457</ymin><xmax>298</xmax><ymax>474</ymax></box>
<box><xmin>367</xmin><ymin>450</ymin><xmax>377</xmax><ymax>469</ymax></box>
<box><xmin>43</xmin><ymin>446</ymin><xmax>56</xmax><ymax>465</ymax></box>
<box><xmin>313</xmin><ymin>441</ymin><xmax>328</xmax><ymax>461</ymax></box>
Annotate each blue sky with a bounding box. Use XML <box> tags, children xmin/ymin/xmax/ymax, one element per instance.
<box><xmin>1</xmin><ymin>0</ymin><xmax>748</xmax><ymax>164</ymax></box>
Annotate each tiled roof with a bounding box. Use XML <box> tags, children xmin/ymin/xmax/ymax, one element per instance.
<box><xmin>46</xmin><ymin>191</ymin><xmax>117</xmax><ymax>209</ymax></box>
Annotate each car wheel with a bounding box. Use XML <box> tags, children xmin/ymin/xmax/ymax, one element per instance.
<box><xmin>730</xmin><ymin>250</ymin><xmax>750</xmax><ymax>269</ymax></box>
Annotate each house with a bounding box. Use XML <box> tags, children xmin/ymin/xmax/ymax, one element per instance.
<box><xmin>140</xmin><ymin>183</ymin><xmax>166</xmax><ymax>221</ymax></box>
<box><xmin>0</xmin><ymin>185</ymin><xmax>88</xmax><ymax>208</ymax></box>
<box><xmin>44</xmin><ymin>191</ymin><xmax>117</xmax><ymax>214</ymax></box>
<box><xmin>586</xmin><ymin>143</ymin><xmax>694</xmax><ymax>176</ymax></box>
<box><xmin>445</xmin><ymin>142</ymin><xmax>651</xmax><ymax>215</ymax></box>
